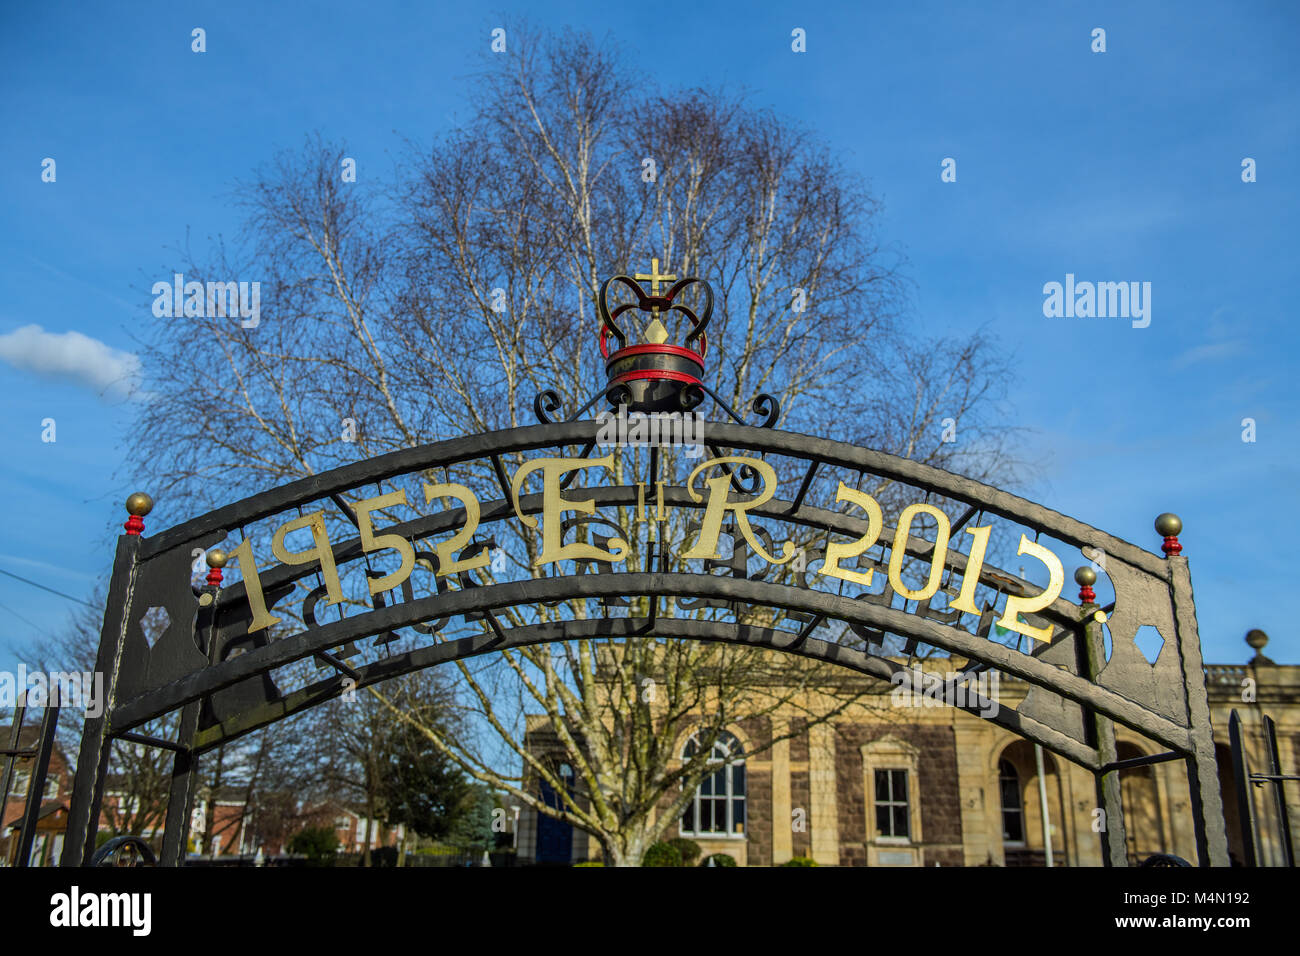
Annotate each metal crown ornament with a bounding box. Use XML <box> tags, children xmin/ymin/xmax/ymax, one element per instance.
<box><xmin>598</xmin><ymin>258</ymin><xmax>712</xmax><ymax>413</ymax></box>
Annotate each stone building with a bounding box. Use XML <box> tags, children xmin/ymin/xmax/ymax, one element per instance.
<box><xmin>515</xmin><ymin>632</ymin><xmax>1297</xmax><ymax>866</ymax></box>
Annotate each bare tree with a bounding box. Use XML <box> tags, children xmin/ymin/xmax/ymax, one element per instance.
<box><xmin>128</xmin><ymin>24</ymin><xmax>1019</xmax><ymax>865</ymax></box>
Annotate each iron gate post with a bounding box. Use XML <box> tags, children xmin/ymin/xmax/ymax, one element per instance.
<box><xmin>1166</xmin><ymin>552</ymin><xmax>1230</xmax><ymax>866</ymax></box>
<box><xmin>62</xmin><ymin>532</ymin><xmax>141</xmax><ymax>866</ymax></box>
<box><xmin>1227</xmin><ymin>710</ymin><xmax>1256</xmax><ymax>866</ymax></box>
<box><xmin>1263</xmin><ymin>715</ymin><xmax>1295</xmax><ymax>867</ymax></box>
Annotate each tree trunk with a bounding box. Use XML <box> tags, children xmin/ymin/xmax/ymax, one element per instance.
<box><xmin>602</xmin><ymin>826</ymin><xmax>655</xmax><ymax>867</ymax></box>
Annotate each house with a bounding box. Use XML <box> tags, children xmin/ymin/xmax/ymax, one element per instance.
<box><xmin>0</xmin><ymin>726</ymin><xmax>72</xmax><ymax>866</ymax></box>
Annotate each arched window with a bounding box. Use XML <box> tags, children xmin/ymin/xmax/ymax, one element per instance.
<box><xmin>680</xmin><ymin>731</ymin><xmax>746</xmax><ymax>837</ymax></box>
<box><xmin>999</xmin><ymin>759</ymin><xmax>1025</xmax><ymax>844</ymax></box>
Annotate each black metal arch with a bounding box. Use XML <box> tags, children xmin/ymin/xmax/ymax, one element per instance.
<box><xmin>114</xmin><ymin>573</ymin><xmax>1185</xmax><ymax>754</ymax></box>
<box><xmin>137</xmin><ymin>421</ymin><xmax>1168</xmax><ymax>576</ymax></box>
<box><xmin>62</xmin><ymin>419</ymin><xmax>1229</xmax><ymax>868</ymax></box>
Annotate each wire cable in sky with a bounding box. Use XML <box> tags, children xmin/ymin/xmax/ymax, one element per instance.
<box><xmin>0</xmin><ymin>566</ymin><xmax>98</xmax><ymax>610</ymax></box>
<box><xmin>0</xmin><ymin>599</ymin><xmax>43</xmax><ymax>633</ymax></box>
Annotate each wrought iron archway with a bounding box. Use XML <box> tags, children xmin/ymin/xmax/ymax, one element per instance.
<box><xmin>60</xmin><ymin>417</ymin><xmax>1228</xmax><ymax>867</ymax></box>
<box><xmin>61</xmin><ymin>267</ymin><xmax>1229</xmax><ymax>867</ymax></box>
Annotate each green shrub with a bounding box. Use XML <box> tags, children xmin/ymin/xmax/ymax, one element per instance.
<box><xmin>642</xmin><ymin>842</ymin><xmax>683</xmax><ymax>867</ymax></box>
<box><xmin>667</xmin><ymin>838</ymin><xmax>701</xmax><ymax>867</ymax></box>
<box><xmin>288</xmin><ymin>826</ymin><xmax>340</xmax><ymax>866</ymax></box>
<box><xmin>700</xmin><ymin>853</ymin><xmax>737</xmax><ymax>867</ymax></box>
<box><xmin>575</xmin><ymin>861</ymin><xmax>604</xmax><ymax>867</ymax></box>
<box><xmin>780</xmin><ymin>856</ymin><xmax>818</xmax><ymax>866</ymax></box>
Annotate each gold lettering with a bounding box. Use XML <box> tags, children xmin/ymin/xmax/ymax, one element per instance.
<box><xmin>681</xmin><ymin>456</ymin><xmax>794</xmax><ymax>564</ymax></box>
<box><xmin>818</xmin><ymin>481</ymin><xmax>883</xmax><ymax>586</ymax></box>
<box><xmin>271</xmin><ymin>511</ymin><xmax>343</xmax><ymax>604</ymax></box>
<box><xmin>509</xmin><ymin>456</ymin><xmax>629</xmax><ymax>567</ymax></box>
<box><xmin>354</xmin><ymin>490</ymin><xmax>415</xmax><ymax>595</ymax></box>
<box><xmin>998</xmin><ymin>534</ymin><xmax>1065</xmax><ymax>643</ymax></box>
<box><xmin>423</xmin><ymin>482</ymin><xmax>490</xmax><ymax>576</ymax></box>
<box><xmin>228</xmin><ymin>537</ymin><xmax>281</xmax><ymax>633</ymax></box>
<box><xmin>948</xmin><ymin>525</ymin><xmax>992</xmax><ymax>615</ymax></box>
<box><xmin>887</xmin><ymin>503</ymin><xmax>950</xmax><ymax>601</ymax></box>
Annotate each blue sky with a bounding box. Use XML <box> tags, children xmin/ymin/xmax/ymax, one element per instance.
<box><xmin>0</xmin><ymin>0</ymin><xmax>1296</xmax><ymax>671</ymax></box>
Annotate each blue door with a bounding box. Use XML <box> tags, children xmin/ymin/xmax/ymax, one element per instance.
<box><xmin>536</xmin><ymin>764</ymin><xmax>574</xmax><ymax>864</ymax></box>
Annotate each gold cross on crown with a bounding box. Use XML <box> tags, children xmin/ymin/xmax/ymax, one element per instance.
<box><xmin>634</xmin><ymin>259</ymin><xmax>677</xmax><ymax>344</ymax></box>
<box><xmin>634</xmin><ymin>258</ymin><xmax>677</xmax><ymax>296</ymax></box>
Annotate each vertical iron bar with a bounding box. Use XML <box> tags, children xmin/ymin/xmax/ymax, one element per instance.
<box><xmin>63</xmin><ymin>533</ymin><xmax>141</xmax><ymax>866</ymax></box>
<box><xmin>1263</xmin><ymin>715</ymin><xmax>1295</xmax><ymax>867</ymax></box>
<box><xmin>1227</xmin><ymin>710</ymin><xmax>1257</xmax><ymax>867</ymax></box>
<box><xmin>1080</xmin><ymin>611</ymin><xmax>1127</xmax><ymax>865</ymax></box>
<box><xmin>1166</xmin><ymin>556</ymin><xmax>1230</xmax><ymax>866</ymax></box>
<box><xmin>787</xmin><ymin>461</ymin><xmax>819</xmax><ymax>514</ymax></box>
<box><xmin>15</xmin><ymin>704</ymin><xmax>59</xmax><ymax>867</ymax></box>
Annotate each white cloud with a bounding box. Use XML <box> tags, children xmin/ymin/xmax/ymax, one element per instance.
<box><xmin>1172</xmin><ymin>340</ymin><xmax>1246</xmax><ymax>369</ymax></box>
<box><xmin>0</xmin><ymin>324</ymin><xmax>141</xmax><ymax>400</ymax></box>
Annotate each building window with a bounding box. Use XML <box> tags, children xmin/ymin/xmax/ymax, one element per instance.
<box><xmin>999</xmin><ymin>760</ymin><xmax>1025</xmax><ymax>843</ymax></box>
<box><xmin>680</xmin><ymin>731</ymin><xmax>745</xmax><ymax>837</ymax></box>
<box><xmin>874</xmin><ymin>769</ymin><xmax>910</xmax><ymax>840</ymax></box>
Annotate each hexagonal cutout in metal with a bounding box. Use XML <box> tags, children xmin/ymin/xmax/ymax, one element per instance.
<box><xmin>140</xmin><ymin>606</ymin><xmax>171</xmax><ymax>650</ymax></box>
<box><xmin>1133</xmin><ymin>625</ymin><xmax>1165</xmax><ymax>666</ymax></box>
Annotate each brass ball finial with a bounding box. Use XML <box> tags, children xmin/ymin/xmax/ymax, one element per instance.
<box><xmin>1074</xmin><ymin>566</ymin><xmax>1097</xmax><ymax>603</ymax></box>
<box><xmin>1154</xmin><ymin>513</ymin><xmax>1182</xmax><ymax>537</ymax></box>
<box><xmin>125</xmin><ymin>492</ymin><xmax>154</xmax><ymax>517</ymax></box>
<box><xmin>1155</xmin><ymin>512</ymin><xmax>1183</xmax><ymax>556</ymax></box>
<box><xmin>206</xmin><ymin>549</ymin><xmax>229</xmax><ymax>569</ymax></box>
<box><xmin>1246</xmin><ymin>628</ymin><xmax>1268</xmax><ymax>651</ymax></box>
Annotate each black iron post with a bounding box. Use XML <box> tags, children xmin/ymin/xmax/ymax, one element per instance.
<box><xmin>14</xmin><ymin>703</ymin><xmax>59</xmax><ymax>867</ymax></box>
<box><xmin>1227</xmin><ymin>709</ymin><xmax>1257</xmax><ymax>866</ymax></box>
<box><xmin>1263</xmin><ymin>715</ymin><xmax>1295</xmax><ymax>867</ymax></box>
<box><xmin>62</xmin><ymin>529</ymin><xmax>143</xmax><ymax>865</ymax></box>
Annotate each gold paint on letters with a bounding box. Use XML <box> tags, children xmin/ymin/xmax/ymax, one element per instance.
<box><xmin>509</xmin><ymin>456</ymin><xmax>630</xmax><ymax>567</ymax></box>
<box><xmin>423</xmin><ymin>482</ymin><xmax>491</xmax><ymax>577</ymax></box>
<box><xmin>948</xmin><ymin>525</ymin><xmax>992</xmax><ymax>615</ymax></box>
<box><xmin>887</xmin><ymin>503</ymin><xmax>950</xmax><ymax>602</ymax></box>
<box><xmin>271</xmin><ymin>511</ymin><xmax>344</xmax><ymax>604</ymax></box>
<box><xmin>354</xmin><ymin>489</ymin><xmax>416</xmax><ymax>595</ymax></box>
<box><xmin>229</xmin><ymin>536</ymin><xmax>283</xmax><ymax>633</ymax></box>
<box><xmin>818</xmin><ymin>481</ymin><xmax>883</xmax><ymax>587</ymax></box>
<box><xmin>681</xmin><ymin>456</ymin><xmax>794</xmax><ymax>564</ymax></box>
<box><xmin>998</xmin><ymin>533</ymin><xmax>1065</xmax><ymax>643</ymax></box>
